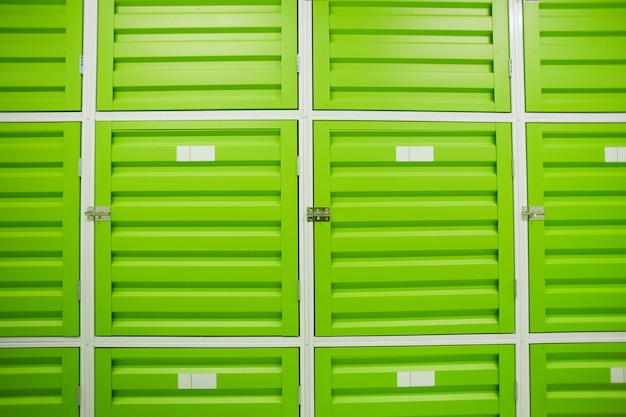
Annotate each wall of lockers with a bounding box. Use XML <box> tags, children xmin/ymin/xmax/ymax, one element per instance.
<box><xmin>1</xmin><ymin>1</ymin><xmax>625</xmax><ymax>416</ymax></box>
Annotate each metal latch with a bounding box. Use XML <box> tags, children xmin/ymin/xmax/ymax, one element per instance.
<box><xmin>522</xmin><ymin>206</ymin><xmax>546</xmax><ymax>221</ymax></box>
<box><xmin>307</xmin><ymin>207</ymin><xmax>330</xmax><ymax>222</ymax></box>
<box><xmin>85</xmin><ymin>206</ymin><xmax>110</xmax><ymax>222</ymax></box>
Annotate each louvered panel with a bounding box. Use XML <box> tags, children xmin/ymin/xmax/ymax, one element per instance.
<box><xmin>313</xmin><ymin>0</ymin><xmax>511</xmax><ymax>111</ymax></box>
<box><xmin>316</xmin><ymin>345</ymin><xmax>515</xmax><ymax>417</ymax></box>
<box><xmin>527</xmin><ymin>123</ymin><xmax>626</xmax><ymax>332</ymax></box>
<box><xmin>531</xmin><ymin>344</ymin><xmax>626</xmax><ymax>417</ymax></box>
<box><xmin>524</xmin><ymin>0</ymin><xmax>626</xmax><ymax>112</ymax></box>
<box><xmin>314</xmin><ymin>121</ymin><xmax>514</xmax><ymax>336</ymax></box>
<box><xmin>95</xmin><ymin>348</ymin><xmax>299</xmax><ymax>417</ymax></box>
<box><xmin>0</xmin><ymin>123</ymin><xmax>80</xmax><ymax>337</ymax></box>
<box><xmin>0</xmin><ymin>0</ymin><xmax>82</xmax><ymax>111</ymax></box>
<box><xmin>0</xmin><ymin>348</ymin><xmax>79</xmax><ymax>417</ymax></box>
<box><xmin>95</xmin><ymin>121</ymin><xmax>298</xmax><ymax>336</ymax></box>
<box><xmin>96</xmin><ymin>0</ymin><xmax>297</xmax><ymax>110</ymax></box>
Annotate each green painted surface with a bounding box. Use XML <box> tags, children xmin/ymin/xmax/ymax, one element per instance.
<box><xmin>0</xmin><ymin>123</ymin><xmax>80</xmax><ymax>337</ymax></box>
<box><xmin>316</xmin><ymin>345</ymin><xmax>516</xmax><ymax>417</ymax></box>
<box><xmin>524</xmin><ymin>0</ymin><xmax>626</xmax><ymax>112</ymax></box>
<box><xmin>531</xmin><ymin>343</ymin><xmax>626</xmax><ymax>417</ymax></box>
<box><xmin>527</xmin><ymin>124</ymin><xmax>626</xmax><ymax>332</ymax></box>
<box><xmin>0</xmin><ymin>0</ymin><xmax>83</xmax><ymax>111</ymax></box>
<box><xmin>0</xmin><ymin>348</ymin><xmax>79</xmax><ymax>417</ymax></box>
<box><xmin>97</xmin><ymin>0</ymin><xmax>298</xmax><ymax>110</ymax></box>
<box><xmin>96</xmin><ymin>348</ymin><xmax>299</xmax><ymax>417</ymax></box>
<box><xmin>95</xmin><ymin>121</ymin><xmax>298</xmax><ymax>336</ymax></box>
<box><xmin>313</xmin><ymin>0</ymin><xmax>511</xmax><ymax>112</ymax></box>
<box><xmin>314</xmin><ymin>121</ymin><xmax>515</xmax><ymax>336</ymax></box>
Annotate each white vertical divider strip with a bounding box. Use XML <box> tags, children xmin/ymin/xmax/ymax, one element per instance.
<box><xmin>510</xmin><ymin>0</ymin><xmax>530</xmax><ymax>416</ymax></box>
<box><xmin>299</xmin><ymin>1</ymin><xmax>315</xmax><ymax>417</ymax></box>
<box><xmin>80</xmin><ymin>0</ymin><xmax>98</xmax><ymax>416</ymax></box>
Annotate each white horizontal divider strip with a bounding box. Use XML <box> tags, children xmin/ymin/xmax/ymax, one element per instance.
<box><xmin>0</xmin><ymin>112</ymin><xmax>83</xmax><ymax>122</ymax></box>
<box><xmin>0</xmin><ymin>338</ymin><xmax>82</xmax><ymax>348</ymax></box>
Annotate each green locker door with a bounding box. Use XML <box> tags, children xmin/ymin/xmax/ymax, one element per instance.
<box><xmin>0</xmin><ymin>348</ymin><xmax>80</xmax><ymax>417</ymax></box>
<box><xmin>97</xmin><ymin>0</ymin><xmax>297</xmax><ymax>111</ymax></box>
<box><xmin>96</xmin><ymin>348</ymin><xmax>299</xmax><ymax>417</ymax></box>
<box><xmin>316</xmin><ymin>345</ymin><xmax>516</xmax><ymax>417</ymax></box>
<box><xmin>527</xmin><ymin>124</ymin><xmax>626</xmax><ymax>333</ymax></box>
<box><xmin>313</xmin><ymin>0</ymin><xmax>511</xmax><ymax>112</ymax></box>
<box><xmin>531</xmin><ymin>343</ymin><xmax>626</xmax><ymax>417</ymax></box>
<box><xmin>95</xmin><ymin>121</ymin><xmax>298</xmax><ymax>336</ymax></box>
<box><xmin>0</xmin><ymin>0</ymin><xmax>83</xmax><ymax>111</ymax></box>
<box><xmin>523</xmin><ymin>0</ymin><xmax>626</xmax><ymax>112</ymax></box>
<box><xmin>314</xmin><ymin>121</ymin><xmax>514</xmax><ymax>336</ymax></box>
<box><xmin>0</xmin><ymin>123</ymin><xmax>80</xmax><ymax>337</ymax></box>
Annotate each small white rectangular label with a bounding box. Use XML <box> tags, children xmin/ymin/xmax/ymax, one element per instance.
<box><xmin>610</xmin><ymin>367</ymin><xmax>625</xmax><ymax>384</ymax></box>
<box><xmin>192</xmin><ymin>373</ymin><xmax>217</xmax><ymax>389</ymax></box>
<box><xmin>397</xmin><ymin>372</ymin><xmax>411</xmax><ymax>387</ymax></box>
<box><xmin>618</xmin><ymin>147</ymin><xmax>626</xmax><ymax>163</ymax></box>
<box><xmin>605</xmin><ymin>147</ymin><xmax>619</xmax><ymax>163</ymax></box>
<box><xmin>396</xmin><ymin>146</ymin><xmax>410</xmax><ymax>162</ymax></box>
<box><xmin>190</xmin><ymin>146</ymin><xmax>215</xmax><ymax>162</ymax></box>
<box><xmin>178</xmin><ymin>373</ymin><xmax>192</xmax><ymax>389</ymax></box>
<box><xmin>410</xmin><ymin>146</ymin><xmax>435</xmax><ymax>162</ymax></box>
<box><xmin>411</xmin><ymin>371</ymin><xmax>436</xmax><ymax>387</ymax></box>
<box><xmin>177</xmin><ymin>146</ymin><xmax>191</xmax><ymax>162</ymax></box>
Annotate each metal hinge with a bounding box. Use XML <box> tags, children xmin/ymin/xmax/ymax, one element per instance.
<box><xmin>509</xmin><ymin>58</ymin><xmax>513</xmax><ymax>78</ymax></box>
<box><xmin>307</xmin><ymin>207</ymin><xmax>330</xmax><ymax>222</ymax></box>
<box><xmin>77</xmin><ymin>281</ymin><xmax>81</xmax><ymax>301</ymax></box>
<box><xmin>77</xmin><ymin>386</ymin><xmax>81</xmax><ymax>406</ymax></box>
<box><xmin>522</xmin><ymin>206</ymin><xmax>546</xmax><ymax>221</ymax></box>
<box><xmin>79</xmin><ymin>55</ymin><xmax>84</xmax><ymax>75</ymax></box>
<box><xmin>296</xmin><ymin>54</ymin><xmax>301</xmax><ymax>73</ymax></box>
<box><xmin>78</xmin><ymin>158</ymin><xmax>82</xmax><ymax>177</ymax></box>
<box><xmin>297</xmin><ymin>156</ymin><xmax>301</xmax><ymax>176</ymax></box>
<box><xmin>85</xmin><ymin>206</ymin><xmax>111</xmax><ymax>222</ymax></box>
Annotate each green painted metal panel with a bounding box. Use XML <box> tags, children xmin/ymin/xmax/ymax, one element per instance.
<box><xmin>315</xmin><ymin>345</ymin><xmax>516</xmax><ymax>417</ymax></box>
<box><xmin>313</xmin><ymin>0</ymin><xmax>511</xmax><ymax>112</ymax></box>
<box><xmin>524</xmin><ymin>0</ymin><xmax>626</xmax><ymax>112</ymax></box>
<box><xmin>95</xmin><ymin>121</ymin><xmax>298</xmax><ymax>336</ymax></box>
<box><xmin>96</xmin><ymin>347</ymin><xmax>299</xmax><ymax>417</ymax></box>
<box><xmin>314</xmin><ymin>121</ymin><xmax>514</xmax><ymax>336</ymax></box>
<box><xmin>0</xmin><ymin>123</ymin><xmax>80</xmax><ymax>337</ymax></box>
<box><xmin>97</xmin><ymin>0</ymin><xmax>298</xmax><ymax>111</ymax></box>
<box><xmin>0</xmin><ymin>0</ymin><xmax>82</xmax><ymax>111</ymax></box>
<box><xmin>527</xmin><ymin>123</ymin><xmax>626</xmax><ymax>333</ymax></box>
<box><xmin>530</xmin><ymin>343</ymin><xmax>626</xmax><ymax>417</ymax></box>
<box><xmin>0</xmin><ymin>348</ymin><xmax>79</xmax><ymax>417</ymax></box>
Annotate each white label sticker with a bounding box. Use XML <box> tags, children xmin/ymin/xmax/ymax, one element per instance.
<box><xmin>410</xmin><ymin>146</ymin><xmax>435</xmax><ymax>162</ymax></box>
<box><xmin>618</xmin><ymin>148</ymin><xmax>626</xmax><ymax>163</ymax></box>
<box><xmin>396</xmin><ymin>146</ymin><xmax>410</xmax><ymax>162</ymax></box>
<box><xmin>605</xmin><ymin>147</ymin><xmax>619</xmax><ymax>163</ymax></box>
<box><xmin>176</xmin><ymin>146</ymin><xmax>191</xmax><ymax>162</ymax></box>
<box><xmin>411</xmin><ymin>371</ymin><xmax>435</xmax><ymax>387</ymax></box>
<box><xmin>178</xmin><ymin>373</ymin><xmax>192</xmax><ymax>389</ymax></box>
<box><xmin>397</xmin><ymin>372</ymin><xmax>411</xmax><ymax>387</ymax></box>
<box><xmin>190</xmin><ymin>146</ymin><xmax>215</xmax><ymax>162</ymax></box>
<box><xmin>192</xmin><ymin>373</ymin><xmax>217</xmax><ymax>389</ymax></box>
<box><xmin>610</xmin><ymin>367</ymin><xmax>625</xmax><ymax>384</ymax></box>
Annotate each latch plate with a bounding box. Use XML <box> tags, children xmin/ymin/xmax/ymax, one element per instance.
<box><xmin>307</xmin><ymin>207</ymin><xmax>330</xmax><ymax>222</ymax></box>
<box><xmin>522</xmin><ymin>206</ymin><xmax>546</xmax><ymax>221</ymax></box>
<box><xmin>85</xmin><ymin>206</ymin><xmax>111</xmax><ymax>222</ymax></box>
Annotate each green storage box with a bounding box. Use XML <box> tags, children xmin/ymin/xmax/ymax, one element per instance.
<box><xmin>0</xmin><ymin>348</ymin><xmax>79</xmax><ymax>417</ymax></box>
<box><xmin>0</xmin><ymin>123</ymin><xmax>80</xmax><ymax>337</ymax></box>
<box><xmin>0</xmin><ymin>0</ymin><xmax>82</xmax><ymax>111</ymax></box>
<box><xmin>97</xmin><ymin>0</ymin><xmax>297</xmax><ymax>110</ymax></box>
<box><xmin>96</xmin><ymin>348</ymin><xmax>299</xmax><ymax>417</ymax></box>
<box><xmin>531</xmin><ymin>343</ymin><xmax>626</xmax><ymax>417</ymax></box>
<box><xmin>316</xmin><ymin>345</ymin><xmax>516</xmax><ymax>417</ymax></box>
<box><xmin>313</xmin><ymin>0</ymin><xmax>511</xmax><ymax>112</ymax></box>
<box><xmin>527</xmin><ymin>123</ymin><xmax>626</xmax><ymax>333</ymax></box>
<box><xmin>95</xmin><ymin>121</ymin><xmax>298</xmax><ymax>336</ymax></box>
<box><xmin>314</xmin><ymin>121</ymin><xmax>515</xmax><ymax>336</ymax></box>
<box><xmin>524</xmin><ymin>0</ymin><xmax>626</xmax><ymax>112</ymax></box>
